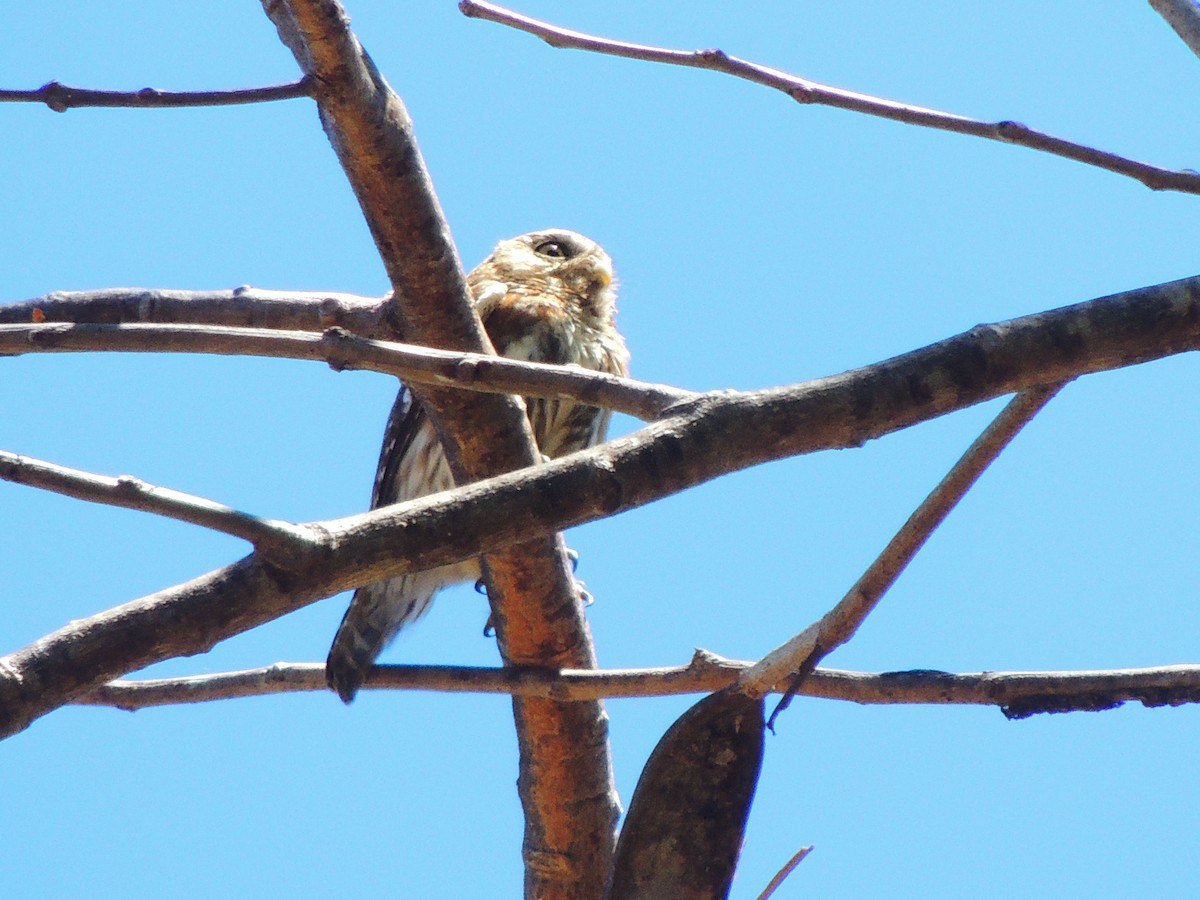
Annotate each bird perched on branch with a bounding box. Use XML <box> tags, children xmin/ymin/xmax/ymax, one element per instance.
<box><xmin>326</xmin><ymin>229</ymin><xmax>630</xmax><ymax>703</ymax></box>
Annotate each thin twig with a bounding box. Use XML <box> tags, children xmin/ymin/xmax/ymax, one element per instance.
<box><xmin>756</xmin><ymin>846</ymin><xmax>814</xmax><ymax>900</ymax></box>
<box><xmin>460</xmin><ymin>0</ymin><xmax>1200</xmax><ymax>195</ymax></box>
<box><xmin>71</xmin><ymin>657</ymin><xmax>1200</xmax><ymax>716</ymax></box>
<box><xmin>0</xmin><ymin>321</ymin><xmax>689</xmax><ymax>421</ymax></box>
<box><xmin>740</xmin><ymin>385</ymin><xmax>1066</xmax><ymax>715</ymax></box>
<box><xmin>0</xmin><ymin>78</ymin><xmax>313</xmax><ymax>112</ymax></box>
<box><xmin>0</xmin><ymin>450</ymin><xmax>315</xmax><ymax>563</ymax></box>
<box><xmin>1149</xmin><ymin>0</ymin><xmax>1200</xmax><ymax>61</ymax></box>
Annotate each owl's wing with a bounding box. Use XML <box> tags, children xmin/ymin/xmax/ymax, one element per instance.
<box><xmin>368</xmin><ymin>382</ymin><xmax>428</xmax><ymax>509</ymax></box>
<box><xmin>328</xmin><ymin>382</ymin><xmax>441</xmax><ymax>704</ymax></box>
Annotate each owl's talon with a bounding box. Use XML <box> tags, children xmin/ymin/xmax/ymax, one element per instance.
<box><xmin>474</xmin><ymin>578</ymin><xmax>488</xmax><ymax>596</ymax></box>
<box><xmin>482</xmin><ymin>614</ymin><xmax>496</xmax><ymax>638</ymax></box>
<box><xmin>576</xmin><ymin>582</ymin><xmax>593</xmax><ymax>607</ymax></box>
<box><xmin>565</xmin><ymin>547</ymin><xmax>580</xmax><ymax>573</ymax></box>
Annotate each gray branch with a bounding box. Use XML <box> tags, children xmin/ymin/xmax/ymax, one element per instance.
<box><xmin>3</xmin><ymin>271</ymin><xmax>1199</xmax><ymax>742</ymax></box>
<box><xmin>73</xmin><ymin>657</ymin><xmax>1200</xmax><ymax>718</ymax></box>
<box><xmin>1150</xmin><ymin>0</ymin><xmax>1200</xmax><ymax>61</ymax></box>
<box><xmin>461</xmin><ymin>0</ymin><xmax>1200</xmax><ymax>195</ymax></box>
<box><xmin>0</xmin><ymin>78</ymin><xmax>313</xmax><ymax>112</ymax></box>
<box><xmin>0</xmin><ymin>320</ymin><xmax>688</xmax><ymax>422</ymax></box>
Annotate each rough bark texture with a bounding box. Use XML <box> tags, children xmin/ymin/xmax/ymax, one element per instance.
<box><xmin>262</xmin><ymin>3</ymin><xmax>621</xmax><ymax>894</ymax></box>
<box><xmin>4</xmin><ymin>273</ymin><xmax>1199</xmax><ymax>740</ymax></box>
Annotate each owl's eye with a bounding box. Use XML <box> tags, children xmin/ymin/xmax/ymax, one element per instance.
<box><xmin>534</xmin><ymin>239</ymin><xmax>571</xmax><ymax>259</ymax></box>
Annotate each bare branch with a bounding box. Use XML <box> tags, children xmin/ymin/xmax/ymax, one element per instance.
<box><xmin>0</xmin><ymin>78</ymin><xmax>313</xmax><ymax>112</ymax></box>
<box><xmin>0</xmin><ymin>450</ymin><xmax>317</xmax><ymax>563</ymax></box>
<box><xmin>262</xmin><ymin>3</ymin><xmax>619</xmax><ymax>892</ymax></box>
<box><xmin>71</xmin><ymin>658</ymin><xmax>1200</xmax><ymax>717</ymax></box>
<box><xmin>1150</xmin><ymin>0</ymin><xmax>1200</xmax><ymax>61</ymax></box>
<box><xmin>757</xmin><ymin>846</ymin><xmax>814</xmax><ymax>900</ymax></box>
<box><xmin>0</xmin><ymin>287</ymin><xmax>387</xmax><ymax>338</ymax></box>
<box><xmin>5</xmin><ymin>271</ymin><xmax>1200</xmax><ymax>740</ymax></box>
<box><xmin>460</xmin><ymin>0</ymin><xmax>1200</xmax><ymax>195</ymax></box>
<box><xmin>740</xmin><ymin>384</ymin><xmax>1064</xmax><ymax>703</ymax></box>
<box><xmin>0</xmin><ymin>321</ymin><xmax>689</xmax><ymax>421</ymax></box>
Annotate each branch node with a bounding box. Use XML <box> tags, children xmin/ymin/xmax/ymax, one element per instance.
<box><xmin>994</xmin><ymin>119</ymin><xmax>1029</xmax><ymax>142</ymax></box>
<box><xmin>113</xmin><ymin>474</ymin><xmax>145</xmax><ymax>496</ymax></box>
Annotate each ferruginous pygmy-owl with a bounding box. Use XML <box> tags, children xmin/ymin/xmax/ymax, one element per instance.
<box><xmin>326</xmin><ymin>229</ymin><xmax>630</xmax><ymax>703</ymax></box>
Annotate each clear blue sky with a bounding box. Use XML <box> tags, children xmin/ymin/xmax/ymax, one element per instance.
<box><xmin>4</xmin><ymin>2</ymin><xmax>1200</xmax><ymax>897</ymax></box>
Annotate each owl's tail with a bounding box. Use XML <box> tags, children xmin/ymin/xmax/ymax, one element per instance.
<box><xmin>325</xmin><ymin>574</ymin><xmax>438</xmax><ymax>704</ymax></box>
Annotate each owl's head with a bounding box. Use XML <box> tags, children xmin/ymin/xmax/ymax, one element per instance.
<box><xmin>477</xmin><ymin>229</ymin><xmax>617</xmax><ymax>320</ymax></box>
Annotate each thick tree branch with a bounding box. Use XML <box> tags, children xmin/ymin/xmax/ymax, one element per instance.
<box><xmin>0</xmin><ymin>451</ymin><xmax>317</xmax><ymax>563</ymax></box>
<box><xmin>0</xmin><ymin>78</ymin><xmax>313</xmax><ymax>112</ymax></box>
<box><xmin>740</xmin><ymin>384</ymin><xmax>1064</xmax><ymax>712</ymax></box>
<box><xmin>0</xmin><ymin>321</ymin><xmax>688</xmax><ymax>421</ymax></box>
<box><xmin>4</xmin><ymin>272</ymin><xmax>1199</xmax><ymax>738</ymax></box>
<box><xmin>460</xmin><ymin>0</ymin><xmax>1200</xmax><ymax>195</ymax></box>
<box><xmin>73</xmin><ymin>659</ymin><xmax>1200</xmax><ymax>718</ymax></box>
<box><xmin>1150</xmin><ymin>0</ymin><xmax>1200</xmax><ymax>61</ymax></box>
<box><xmin>261</xmin><ymin>3</ymin><xmax>618</xmax><ymax>893</ymax></box>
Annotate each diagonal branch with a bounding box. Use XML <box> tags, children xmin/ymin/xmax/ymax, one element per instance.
<box><xmin>0</xmin><ymin>78</ymin><xmax>313</xmax><ymax>112</ymax></box>
<box><xmin>71</xmin><ymin>659</ymin><xmax>1200</xmax><ymax>717</ymax></box>
<box><xmin>460</xmin><ymin>0</ymin><xmax>1200</xmax><ymax>195</ymax></box>
<box><xmin>261</xmin><ymin>2</ymin><xmax>619</xmax><ymax>893</ymax></box>
<box><xmin>3</xmin><ymin>271</ymin><xmax>1199</xmax><ymax>739</ymax></box>
<box><xmin>0</xmin><ymin>321</ymin><xmax>689</xmax><ymax>421</ymax></box>
<box><xmin>739</xmin><ymin>383</ymin><xmax>1065</xmax><ymax>710</ymax></box>
<box><xmin>0</xmin><ymin>450</ymin><xmax>317</xmax><ymax>563</ymax></box>
<box><xmin>1150</xmin><ymin>0</ymin><xmax>1200</xmax><ymax>61</ymax></box>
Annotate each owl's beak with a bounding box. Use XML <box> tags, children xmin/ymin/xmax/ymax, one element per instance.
<box><xmin>593</xmin><ymin>261</ymin><xmax>613</xmax><ymax>288</ymax></box>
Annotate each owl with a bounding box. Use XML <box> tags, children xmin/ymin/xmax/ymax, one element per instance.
<box><xmin>326</xmin><ymin>229</ymin><xmax>630</xmax><ymax>703</ymax></box>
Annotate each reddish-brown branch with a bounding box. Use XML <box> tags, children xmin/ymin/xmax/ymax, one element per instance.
<box><xmin>260</xmin><ymin>3</ymin><xmax>619</xmax><ymax>894</ymax></box>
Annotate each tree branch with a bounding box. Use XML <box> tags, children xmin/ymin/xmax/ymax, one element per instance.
<box><xmin>4</xmin><ymin>272</ymin><xmax>1199</xmax><ymax>739</ymax></box>
<box><xmin>460</xmin><ymin>0</ymin><xmax>1200</xmax><ymax>195</ymax></box>
<box><xmin>261</xmin><ymin>2</ymin><xmax>619</xmax><ymax>893</ymax></box>
<box><xmin>0</xmin><ymin>450</ymin><xmax>318</xmax><ymax>563</ymax></box>
<box><xmin>0</xmin><ymin>321</ymin><xmax>689</xmax><ymax>421</ymax></box>
<box><xmin>0</xmin><ymin>78</ymin><xmax>313</xmax><ymax>112</ymax></box>
<box><xmin>0</xmin><ymin>287</ymin><xmax>387</xmax><ymax>338</ymax></box>
<box><xmin>1149</xmin><ymin>0</ymin><xmax>1200</xmax><ymax>61</ymax></box>
<box><xmin>740</xmin><ymin>384</ymin><xmax>1064</xmax><ymax>711</ymax></box>
<box><xmin>71</xmin><ymin>658</ymin><xmax>1200</xmax><ymax>718</ymax></box>
<box><xmin>756</xmin><ymin>846</ymin><xmax>814</xmax><ymax>900</ymax></box>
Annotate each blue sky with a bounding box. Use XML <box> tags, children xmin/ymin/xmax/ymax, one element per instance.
<box><xmin>4</xmin><ymin>2</ymin><xmax>1200</xmax><ymax>897</ymax></box>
